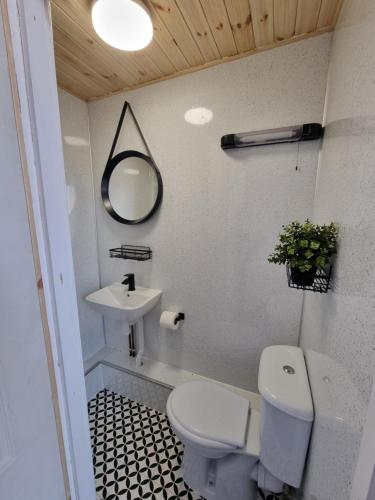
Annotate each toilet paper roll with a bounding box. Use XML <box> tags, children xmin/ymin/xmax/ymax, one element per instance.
<box><xmin>160</xmin><ymin>311</ymin><xmax>182</xmax><ymax>330</ymax></box>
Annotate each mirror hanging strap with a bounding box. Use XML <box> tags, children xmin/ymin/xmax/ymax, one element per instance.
<box><xmin>106</xmin><ymin>100</ymin><xmax>155</xmax><ymax>167</ymax></box>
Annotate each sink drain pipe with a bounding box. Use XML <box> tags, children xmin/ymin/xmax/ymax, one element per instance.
<box><xmin>128</xmin><ymin>325</ymin><xmax>136</xmax><ymax>357</ymax></box>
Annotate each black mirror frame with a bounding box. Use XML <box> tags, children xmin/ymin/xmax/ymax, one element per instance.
<box><xmin>101</xmin><ymin>149</ymin><xmax>163</xmax><ymax>225</ymax></box>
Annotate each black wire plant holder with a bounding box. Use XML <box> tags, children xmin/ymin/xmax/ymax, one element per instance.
<box><xmin>286</xmin><ymin>264</ymin><xmax>332</xmax><ymax>293</ymax></box>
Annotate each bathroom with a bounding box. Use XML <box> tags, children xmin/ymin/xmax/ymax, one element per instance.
<box><xmin>0</xmin><ymin>0</ymin><xmax>374</xmax><ymax>499</ymax></box>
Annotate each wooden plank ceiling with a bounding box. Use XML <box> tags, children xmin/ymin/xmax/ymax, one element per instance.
<box><xmin>51</xmin><ymin>0</ymin><xmax>343</xmax><ymax>101</ymax></box>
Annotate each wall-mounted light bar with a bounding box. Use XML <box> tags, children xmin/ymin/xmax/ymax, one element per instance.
<box><xmin>221</xmin><ymin>123</ymin><xmax>323</xmax><ymax>150</ymax></box>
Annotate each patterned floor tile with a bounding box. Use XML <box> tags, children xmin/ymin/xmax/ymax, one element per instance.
<box><xmin>88</xmin><ymin>390</ymin><xmax>203</xmax><ymax>500</ymax></box>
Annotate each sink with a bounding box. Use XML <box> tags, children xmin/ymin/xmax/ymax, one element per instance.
<box><xmin>86</xmin><ymin>283</ymin><xmax>162</xmax><ymax>323</ymax></box>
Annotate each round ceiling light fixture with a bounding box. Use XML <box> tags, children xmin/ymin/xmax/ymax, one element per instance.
<box><xmin>92</xmin><ymin>0</ymin><xmax>153</xmax><ymax>51</ymax></box>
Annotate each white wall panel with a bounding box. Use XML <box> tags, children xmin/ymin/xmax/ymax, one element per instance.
<box><xmin>88</xmin><ymin>35</ymin><xmax>331</xmax><ymax>391</ymax></box>
<box><xmin>300</xmin><ymin>2</ymin><xmax>375</xmax><ymax>498</ymax></box>
<box><xmin>59</xmin><ymin>89</ymin><xmax>105</xmax><ymax>360</ymax></box>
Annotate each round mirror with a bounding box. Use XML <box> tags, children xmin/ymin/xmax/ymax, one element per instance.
<box><xmin>101</xmin><ymin>150</ymin><xmax>163</xmax><ymax>224</ymax></box>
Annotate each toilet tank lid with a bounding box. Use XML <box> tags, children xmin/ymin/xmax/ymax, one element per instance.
<box><xmin>258</xmin><ymin>346</ymin><xmax>313</xmax><ymax>422</ymax></box>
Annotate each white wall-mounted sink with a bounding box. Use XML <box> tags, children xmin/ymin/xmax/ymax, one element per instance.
<box><xmin>86</xmin><ymin>283</ymin><xmax>162</xmax><ymax>323</ymax></box>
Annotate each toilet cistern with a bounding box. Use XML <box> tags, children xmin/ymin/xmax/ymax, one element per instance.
<box><xmin>122</xmin><ymin>273</ymin><xmax>135</xmax><ymax>291</ymax></box>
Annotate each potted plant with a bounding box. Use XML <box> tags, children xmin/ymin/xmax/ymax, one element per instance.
<box><xmin>268</xmin><ymin>219</ymin><xmax>338</xmax><ymax>286</ymax></box>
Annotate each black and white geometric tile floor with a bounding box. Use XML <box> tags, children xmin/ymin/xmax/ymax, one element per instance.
<box><xmin>88</xmin><ymin>389</ymin><xmax>204</xmax><ymax>500</ymax></box>
<box><xmin>88</xmin><ymin>389</ymin><xmax>274</xmax><ymax>500</ymax></box>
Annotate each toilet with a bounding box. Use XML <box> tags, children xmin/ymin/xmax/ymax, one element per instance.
<box><xmin>166</xmin><ymin>345</ymin><xmax>314</xmax><ymax>499</ymax></box>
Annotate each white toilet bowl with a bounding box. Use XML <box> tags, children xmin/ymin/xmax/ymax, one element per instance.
<box><xmin>166</xmin><ymin>346</ymin><xmax>314</xmax><ymax>500</ymax></box>
<box><xmin>167</xmin><ymin>380</ymin><xmax>261</xmax><ymax>499</ymax></box>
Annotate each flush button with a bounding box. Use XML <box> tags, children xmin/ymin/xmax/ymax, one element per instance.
<box><xmin>283</xmin><ymin>365</ymin><xmax>295</xmax><ymax>375</ymax></box>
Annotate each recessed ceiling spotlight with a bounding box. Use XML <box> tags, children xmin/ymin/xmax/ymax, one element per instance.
<box><xmin>91</xmin><ymin>0</ymin><xmax>153</xmax><ymax>51</ymax></box>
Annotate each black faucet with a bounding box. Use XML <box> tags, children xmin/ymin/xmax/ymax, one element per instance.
<box><xmin>122</xmin><ymin>273</ymin><xmax>135</xmax><ymax>291</ymax></box>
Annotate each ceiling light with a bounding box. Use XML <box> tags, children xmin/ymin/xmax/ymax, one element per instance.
<box><xmin>92</xmin><ymin>0</ymin><xmax>153</xmax><ymax>51</ymax></box>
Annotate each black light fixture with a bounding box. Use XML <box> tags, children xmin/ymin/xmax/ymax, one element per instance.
<box><xmin>221</xmin><ymin>123</ymin><xmax>323</xmax><ymax>150</ymax></box>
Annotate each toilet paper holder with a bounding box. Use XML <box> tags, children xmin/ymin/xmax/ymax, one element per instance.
<box><xmin>174</xmin><ymin>313</ymin><xmax>185</xmax><ymax>325</ymax></box>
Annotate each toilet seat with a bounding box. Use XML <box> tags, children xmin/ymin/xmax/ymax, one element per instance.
<box><xmin>167</xmin><ymin>380</ymin><xmax>249</xmax><ymax>450</ymax></box>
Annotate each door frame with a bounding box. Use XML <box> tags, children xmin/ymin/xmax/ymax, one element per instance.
<box><xmin>3</xmin><ymin>1</ymin><xmax>375</xmax><ymax>500</ymax></box>
<box><xmin>1</xmin><ymin>1</ymin><xmax>96</xmax><ymax>499</ymax></box>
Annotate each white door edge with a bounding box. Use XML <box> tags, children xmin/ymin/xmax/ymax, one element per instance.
<box><xmin>4</xmin><ymin>1</ymin><xmax>96</xmax><ymax>499</ymax></box>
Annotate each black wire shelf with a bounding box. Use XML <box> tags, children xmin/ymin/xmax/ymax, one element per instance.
<box><xmin>109</xmin><ymin>244</ymin><xmax>152</xmax><ymax>261</ymax></box>
<box><xmin>286</xmin><ymin>264</ymin><xmax>332</xmax><ymax>293</ymax></box>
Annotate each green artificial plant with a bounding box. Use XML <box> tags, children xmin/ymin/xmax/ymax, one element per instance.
<box><xmin>268</xmin><ymin>219</ymin><xmax>338</xmax><ymax>272</ymax></box>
